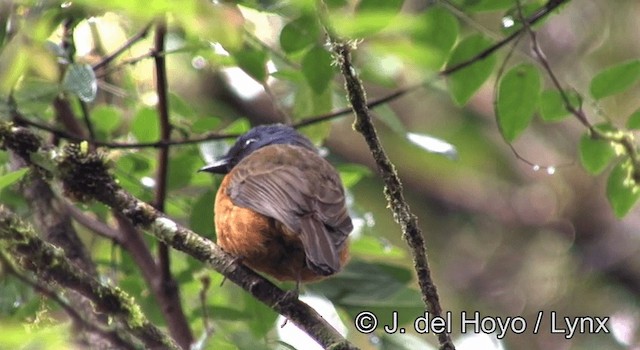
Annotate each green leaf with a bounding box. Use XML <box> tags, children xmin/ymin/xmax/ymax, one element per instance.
<box><xmin>131</xmin><ymin>107</ymin><xmax>159</xmax><ymax>143</ymax></box>
<box><xmin>349</xmin><ymin>0</ymin><xmax>405</xmax><ymax>36</ymax></box>
<box><xmin>579</xmin><ymin>131</ymin><xmax>616</xmax><ymax>175</ymax></box>
<box><xmin>539</xmin><ymin>90</ymin><xmax>569</xmax><ymax>122</ymax></box>
<box><xmin>309</xmin><ymin>260</ymin><xmax>412</xmax><ymax>304</ymax></box>
<box><xmin>411</xmin><ymin>7</ymin><xmax>459</xmax><ymax>70</ymax></box>
<box><xmin>12</xmin><ymin>78</ymin><xmax>60</xmax><ymax>115</ymax></box>
<box><xmin>62</xmin><ymin>63</ymin><xmax>97</xmax><ymax>102</ymax></box>
<box><xmin>293</xmin><ymin>76</ymin><xmax>332</xmax><ymax>119</ymax></box>
<box><xmin>0</xmin><ymin>35</ymin><xmax>29</xmax><ymax>95</ymax></box>
<box><xmin>301</xmin><ymin>45</ymin><xmax>334</xmax><ymax>93</ymax></box>
<box><xmin>345</xmin><ymin>288</ymin><xmax>424</xmax><ymax>327</ymax></box>
<box><xmin>92</xmin><ymin>105</ymin><xmax>122</xmax><ymax>135</ymax></box>
<box><xmin>190</xmin><ymin>189</ymin><xmax>215</xmax><ymax>237</ymax></box>
<box><xmin>337</xmin><ymin>163</ymin><xmax>372</xmax><ymax>188</ymax></box>
<box><xmin>349</xmin><ymin>235</ymin><xmax>405</xmax><ymax>259</ymax></box>
<box><xmin>590</xmin><ymin>60</ymin><xmax>640</xmax><ymax>100</ymax></box>
<box><xmin>223</xmin><ymin>118</ymin><xmax>251</xmax><ymax>134</ymax></box>
<box><xmin>607</xmin><ymin>160</ymin><xmax>640</xmax><ymax>218</ymax></box>
<box><xmin>501</xmin><ymin>2</ymin><xmax>550</xmax><ymax>35</ymax></box>
<box><xmin>167</xmin><ymin>150</ymin><xmax>200</xmax><ymax>190</ymax></box>
<box><xmin>331</xmin><ymin>0</ymin><xmax>405</xmax><ymax>38</ymax></box>
<box><xmin>279</xmin><ymin>16</ymin><xmax>319</xmax><ymax>54</ymax></box>
<box><xmin>626</xmin><ymin>108</ymin><xmax>640</xmax><ymax>130</ymax></box>
<box><xmin>446</xmin><ymin>35</ymin><xmax>497</xmax><ymax>105</ymax></box>
<box><xmin>496</xmin><ymin>63</ymin><xmax>542</xmax><ymax>141</ymax></box>
<box><xmin>0</xmin><ymin>168</ymin><xmax>28</xmax><ymax>191</ymax></box>
<box><xmin>243</xmin><ymin>293</ymin><xmax>278</xmax><ymax>337</ymax></box>
<box><xmin>169</xmin><ymin>92</ymin><xmax>196</xmax><ymax>119</ymax></box>
<box><xmin>233</xmin><ymin>44</ymin><xmax>268</xmax><ymax>82</ymax></box>
<box><xmin>452</xmin><ymin>0</ymin><xmax>514</xmax><ymax>12</ymax></box>
<box><xmin>192</xmin><ymin>117</ymin><xmax>221</xmax><ymax>133</ymax></box>
<box><xmin>357</xmin><ymin>0</ymin><xmax>405</xmax><ymax>13</ymax></box>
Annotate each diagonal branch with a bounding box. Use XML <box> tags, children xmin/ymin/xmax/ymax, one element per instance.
<box><xmin>92</xmin><ymin>22</ymin><xmax>153</xmax><ymax>71</ymax></box>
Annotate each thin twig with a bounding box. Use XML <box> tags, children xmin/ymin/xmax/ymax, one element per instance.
<box><xmin>151</xmin><ymin>19</ymin><xmax>194</xmax><ymax>349</ymax></box>
<box><xmin>93</xmin><ymin>22</ymin><xmax>153</xmax><ymax>71</ymax></box>
<box><xmin>12</xmin><ymin>0</ymin><xmax>568</xmax><ymax>152</ymax></box>
<box><xmin>440</xmin><ymin>0</ymin><xmax>570</xmax><ymax>76</ymax></box>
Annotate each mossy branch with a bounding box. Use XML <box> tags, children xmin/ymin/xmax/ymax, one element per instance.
<box><xmin>0</xmin><ymin>205</ymin><xmax>179</xmax><ymax>350</ymax></box>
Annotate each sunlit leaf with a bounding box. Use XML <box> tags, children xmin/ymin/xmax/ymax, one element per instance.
<box><xmin>349</xmin><ymin>235</ymin><xmax>405</xmax><ymax>258</ymax></box>
<box><xmin>406</xmin><ymin>132</ymin><xmax>458</xmax><ymax>160</ymax></box>
<box><xmin>131</xmin><ymin>107</ymin><xmax>159</xmax><ymax>143</ymax></box>
<box><xmin>496</xmin><ymin>63</ymin><xmax>541</xmax><ymax>141</ymax></box>
<box><xmin>451</xmin><ymin>0</ymin><xmax>514</xmax><ymax>12</ymax></box>
<box><xmin>0</xmin><ymin>323</ymin><xmax>70</xmax><ymax>350</ymax></box>
<box><xmin>332</xmin><ymin>0</ymin><xmax>404</xmax><ymax>38</ymax></box>
<box><xmin>0</xmin><ymin>169</ymin><xmax>28</xmax><ymax>191</ymax></box>
<box><xmin>538</xmin><ymin>90</ymin><xmax>579</xmax><ymax>122</ymax></box>
<box><xmin>626</xmin><ymin>108</ymin><xmax>640</xmax><ymax>130</ymax></box>
<box><xmin>337</xmin><ymin>163</ymin><xmax>372</xmax><ymax>188</ymax></box>
<box><xmin>181</xmin><ymin>2</ymin><xmax>244</xmax><ymax>51</ymax></box>
<box><xmin>192</xmin><ymin>117</ymin><xmax>221</xmax><ymax>133</ymax></box>
<box><xmin>0</xmin><ymin>35</ymin><xmax>28</xmax><ymax>94</ymax></box>
<box><xmin>411</xmin><ymin>7</ymin><xmax>459</xmax><ymax>69</ymax></box>
<box><xmin>579</xmin><ymin>126</ymin><xmax>616</xmax><ymax>175</ymax></box>
<box><xmin>607</xmin><ymin>160</ymin><xmax>640</xmax><ymax>218</ymax></box>
<box><xmin>169</xmin><ymin>93</ymin><xmax>196</xmax><ymax>119</ymax></box>
<box><xmin>92</xmin><ymin>105</ymin><xmax>122</xmax><ymax>135</ymax></box>
<box><xmin>446</xmin><ymin>35</ymin><xmax>497</xmax><ymax>105</ymax></box>
<box><xmin>590</xmin><ymin>60</ymin><xmax>640</xmax><ymax>100</ymax></box>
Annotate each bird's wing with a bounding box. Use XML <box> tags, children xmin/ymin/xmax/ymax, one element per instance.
<box><xmin>227</xmin><ymin>145</ymin><xmax>352</xmax><ymax>275</ymax></box>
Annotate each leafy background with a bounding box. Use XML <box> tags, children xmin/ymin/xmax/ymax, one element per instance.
<box><xmin>1</xmin><ymin>0</ymin><xmax>640</xmax><ymax>349</ymax></box>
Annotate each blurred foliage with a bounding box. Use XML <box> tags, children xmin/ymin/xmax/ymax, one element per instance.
<box><xmin>1</xmin><ymin>0</ymin><xmax>640</xmax><ymax>349</ymax></box>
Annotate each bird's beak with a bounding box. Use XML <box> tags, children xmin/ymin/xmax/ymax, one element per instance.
<box><xmin>198</xmin><ymin>156</ymin><xmax>231</xmax><ymax>174</ymax></box>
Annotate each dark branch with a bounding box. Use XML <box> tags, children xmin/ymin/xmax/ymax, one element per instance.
<box><xmin>151</xmin><ymin>19</ymin><xmax>194</xmax><ymax>349</ymax></box>
<box><xmin>93</xmin><ymin>22</ymin><xmax>153</xmax><ymax>71</ymax></box>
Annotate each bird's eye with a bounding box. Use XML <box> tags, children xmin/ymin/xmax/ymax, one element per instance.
<box><xmin>244</xmin><ymin>138</ymin><xmax>256</xmax><ymax>148</ymax></box>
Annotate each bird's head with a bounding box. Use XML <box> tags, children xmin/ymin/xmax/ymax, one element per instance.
<box><xmin>198</xmin><ymin>124</ymin><xmax>316</xmax><ymax>174</ymax></box>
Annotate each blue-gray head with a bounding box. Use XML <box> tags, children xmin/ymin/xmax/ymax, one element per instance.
<box><xmin>198</xmin><ymin>124</ymin><xmax>316</xmax><ymax>174</ymax></box>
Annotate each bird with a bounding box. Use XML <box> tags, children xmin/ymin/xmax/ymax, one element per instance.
<box><xmin>199</xmin><ymin>124</ymin><xmax>352</xmax><ymax>284</ymax></box>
